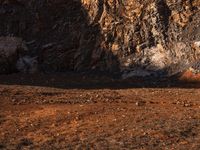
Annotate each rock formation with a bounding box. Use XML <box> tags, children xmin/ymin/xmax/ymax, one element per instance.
<box><xmin>0</xmin><ymin>37</ymin><xmax>28</xmax><ymax>73</ymax></box>
<box><xmin>0</xmin><ymin>0</ymin><xmax>200</xmax><ymax>77</ymax></box>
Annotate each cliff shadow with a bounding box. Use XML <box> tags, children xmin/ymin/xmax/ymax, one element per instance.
<box><xmin>0</xmin><ymin>0</ymin><xmax>120</xmax><ymax>73</ymax></box>
<box><xmin>0</xmin><ymin>72</ymin><xmax>200</xmax><ymax>89</ymax></box>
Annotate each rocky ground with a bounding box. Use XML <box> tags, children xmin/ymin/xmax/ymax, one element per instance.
<box><xmin>0</xmin><ymin>72</ymin><xmax>200</xmax><ymax>149</ymax></box>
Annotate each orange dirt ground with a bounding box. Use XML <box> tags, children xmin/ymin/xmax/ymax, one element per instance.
<box><xmin>0</xmin><ymin>72</ymin><xmax>200</xmax><ymax>149</ymax></box>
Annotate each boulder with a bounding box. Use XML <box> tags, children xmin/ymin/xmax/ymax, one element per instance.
<box><xmin>0</xmin><ymin>37</ymin><xmax>28</xmax><ymax>74</ymax></box>
<box><xmin>16</xmin><ymin>56</ymin><xmax>38</xmax><ymax>74</ymax></box>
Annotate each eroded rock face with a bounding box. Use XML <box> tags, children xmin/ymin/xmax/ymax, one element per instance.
<box><xmin>0</xmin><ymin>0</ymin><xmax>200</xmax><ymax>77</ymax></box>
<box><xmin>82</xmin><ymin>0</ymin><xmax>200</xmax><ymax>77</ymax></box>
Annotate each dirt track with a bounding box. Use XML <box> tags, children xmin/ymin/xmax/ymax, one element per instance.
<box><xmin>0</xmin><ymin>73</ymin><xmax>200</xmax><ymax>149</ymax></box>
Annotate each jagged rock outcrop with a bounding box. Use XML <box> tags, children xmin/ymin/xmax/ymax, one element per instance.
<box><xmin>0</xmin><ymin>0</ymin><xmax>200</xmax><ymax>77</ymax></box>
<box><xmin>82</xmin><ymin>0</ymin><xmax>200</xmax><ymax>77</ymax></box>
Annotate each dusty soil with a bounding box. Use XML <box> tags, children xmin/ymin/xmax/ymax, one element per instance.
<box><xmin>0</xmin><ymin>72</ymin><xmax>200</xmax><ymax>149</ymax></box>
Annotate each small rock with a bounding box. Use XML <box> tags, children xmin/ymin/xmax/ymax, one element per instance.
<box><xmin>135</xmin><ymin>100</ymin><xmax>146</xmax><ymax>106</ymax></box>
<box><xmin>183</xmin><ymin>103</ymin><xmax>192</xmax><ymax>107</ymax></box>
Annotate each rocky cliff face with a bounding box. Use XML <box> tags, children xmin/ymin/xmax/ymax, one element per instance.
<box><xmin>0</xmin><ymin>0</ymin><xmax>200</xmax><ymax>77</ymax></box>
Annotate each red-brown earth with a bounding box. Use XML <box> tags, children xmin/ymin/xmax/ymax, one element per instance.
<box><xmin>0</xmin><ymin>72</ymin><xmax>200</xmax><ymax>149</ymax></box>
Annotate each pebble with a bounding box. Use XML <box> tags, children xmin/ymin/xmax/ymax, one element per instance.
<box><xmin>135</xmin><ymin>101</ymin><xmax>146</xmax><ymax>106</ymax></box>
